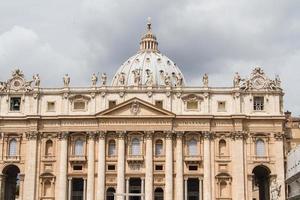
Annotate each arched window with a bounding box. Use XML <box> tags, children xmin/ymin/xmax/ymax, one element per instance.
<box><xmin>155</xmin><ymin>139</ymin><xmax>163</xmax><ymax>156</ymax></box>
<box><xmin>219</xmin><ymin>139</ymin><xmax>226</xmax><ymax>156</ymax></box>
<box><xmin>256</xmin><ymin>139</ymin><xmax>265</xmax><ymax>157</ymax></box>
<box><xmin>44</xmin><ymin>180</ymin><xmax>52</xmax><ymax>197</ymax></box>
<box><xmin>220</xmin><ymin>181</ymin><xmax>228</xmax><ymax>197</ymax></box>
<box><xmin>131</xmin><ymin>138</ymin><xmax>140</xmax><ymax>155</ymax></box>
<box><xmin>106</xmin><ymin>187</ymin><xmax>115</xmax><ymax>200</ymax></box>
<box><xmin>74</xmin><ymin>139</ymin><xmax>84</xmax><ymax>156</ymax></box>
<box><xmin>45</xmin><ymin>140</ymin><xmax>53</xmax><ymax>156</ymax></box>
<box><xmin>8</xmin><ymin>139</ymin><xmax>17</xmax><ymax>156</ymax></box>
<box><xmin>154</xmin><ymin>187</ymin><xmax>164</xmax><ymax>200</ymax></box>
<box><xmin>108</xmin><ymin>140</ymin><xmax>116</xmax><ymax>156</ymax></box>
<box><xmin>188</xmin><ymin>139</ymin><xmax>197</xmax><ymax>156</ymax></box>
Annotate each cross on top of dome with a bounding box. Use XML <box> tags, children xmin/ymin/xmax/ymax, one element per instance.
<box><xmin>140</xmin><ymin>17</ymin><xmax>159</xmax><ymax>52</ymax></box>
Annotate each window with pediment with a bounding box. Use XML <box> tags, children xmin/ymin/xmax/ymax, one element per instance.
<box><xmin>155</xmin><ymin>139</ymin><xmax>163</xmax><ymax>156</ymax></box>
<box><xmin>188</xmin><ymin>139</ymin><xmax>198</xmax><ymax>156</ymax></box>
<box><xmin>74</xmin><ymin>139</ymin><xmax>84</xmax><ymax>156</ymax></box>
<box><xmin>70</xmin><ymin>95</ymin><xmax>90</xmax><ymax>111</ymax></box>
<box><xmin>182</xmin><ymin>94</ymin><xmax>203</xmax><ymax>111</ymax></box>
<box><xmin>256</xmin><ymin>139</ymin><xmax>265</xmax><ymax>157</ymax></box>
<box><xmin>131</xmin><ymin>138</ymin><xmax>141</xmax><ymax>155</ymax></box>
<box><xmin>108</xmin><ymin>139</ymin><xmax>116</xmax><ymax>156</ymax></box>
<box><xmin>8</xmin><ymin>138</ymin><xmax>17</xmax><ymax>156</ymax></box>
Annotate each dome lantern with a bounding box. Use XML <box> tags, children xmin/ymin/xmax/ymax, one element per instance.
<box><xmin>139</xmin><ymin>17</ymin><xmax>159</xmax><ymax>52</ymax></box>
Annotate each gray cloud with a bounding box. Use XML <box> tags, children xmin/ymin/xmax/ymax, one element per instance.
<box><xmin>0</xmin><ymin>0</ymin><xmax>299</xmax><ymax>114</ymax></box>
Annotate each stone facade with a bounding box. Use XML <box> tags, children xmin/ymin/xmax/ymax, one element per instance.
<box><xmin>0</xmin><ymin>20</ymin><xmax>286</xmax><ymax>200</ymax></box>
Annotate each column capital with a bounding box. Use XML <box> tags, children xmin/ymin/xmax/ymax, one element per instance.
<box><xmin>25</xmin><ymin>131</ymin><xmax>39</xmax><ymax>140</ymax></box>
<box><xmin>175</xmin><ymin>131</ymin><xmax>184</xmax><ymax>138</ymax></box>
<box><xmin>58</xmin><ymin>132</ymin><xmax>69</xmax><ymax>140</ymax></box>
<box><xmin>87</xmin><ymin>131</ymin><xmax>98</xmax><ymax>140</ymax></box>
<box><xmin>230</xmin><ymin>131</ymin><xmax>248</xmax><ymax>140</ymax></box>
<box><xmin>274</xmin><ymin>132</ymin><xmax>285</xmax><ymax>140</ymax></box>
<box><xmin>165</xmin><ymin>131</ymin><xmax>174</xmax><ymax>139</ymax></box>
<box><xmin>202</xmin><ymin>131</ymin><xmax>213</xmax><ymax>140</ymax></box>
<box><xmin>144</xmin><ymin>131</ymin><xmax>154</xmax><ymax>140</ymax></box>
<box><xmin>98</xmin><ymin>131</ymin><xmax>106</xmax><ymax>139</ymax></box>
<box><xmin>116</xmin><ymin>131</ymin><xmax>126</xmax><ymax>139</ymax></box>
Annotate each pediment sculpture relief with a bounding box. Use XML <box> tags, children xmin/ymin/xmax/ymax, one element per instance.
<box><xmin>238</xmin><ymin>67</ymin><xmax>281</xmax><ymax>91</ymax></box>
<box><xmin>0</xmin><ymin>69</ymin><xmax>36</xmax><ymax>93</ymax></box>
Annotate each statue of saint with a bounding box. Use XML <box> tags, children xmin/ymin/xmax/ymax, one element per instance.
<box><xmin>270</xmin><ymin>179</ymin><xmax>281</xmax><ymax>200</ymax></box>
<box><xmin>164</xmin><ymin>73</ymin><xmax>171</xmax><ymax>86</ymax></box>
<box><xmin>101</xmin><ymin>73</ymin><xmax>107</xmax><ymax>86</ymax></box>
<box><xmin>203</xmin><ymin>73</ymin><xmax>209</xmax><ymax>87</ymax></box>
<box><xmin>145</xmin><ymin>69</ymin><xmax>153</xmax><ymax>86</ymax></box>
<box><xmin>176</xmin><ymin>73</ymin><xmax>183</xmax><ymax>87</ymax></box>
<box><xmin>118</xmin><ymin>72</ymin><xmax>126</xmax><ymax>86</ymax></box>
<box><xmin>233</xmin><ymin>72</ymin><xmax>241</xmax><ymax>88</ymax></box>
<box><xmin>91</xmin><ymin>73</ymin><xmax>98</xmax><ymax>86</ymax></box>
<box><xmin>33</xmin><ymin>74</ymin><xmax>40</xmax><ymax>87</ymax></box>
<box><xmin>275</xmin><ymin>75</ymin><xmax>281</xmax><ymax>88</ymax></box>
<box><xmin>63</xmin><ymin>74</ymin><xmax>70</xmax><ymax>87</ymax></box>
<box><xmin>0</xmin><ymin>81</ymin><xmax>7</xmax><ymax>91</ymax></box>
<box><xmin>132</xmin><ymin>69</ymin><xmax>141</xmax><ymax>86</ymax></box>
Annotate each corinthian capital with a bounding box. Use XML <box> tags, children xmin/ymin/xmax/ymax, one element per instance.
<box><xmin>165</xmin><ymin>131</ymin><xmax>174</xmax><ymax>140</ymax></box>
<box><xmin>98</xmin><ymin>131</ymin><xmax>106</xmax><ymax>139</ymax></box>
<box><xmin>87</xmin><ymin>131</ymin><xmax>98</xmax><ymax>140</ymax></box>
<box><xmin>175</xmin><ymin>131</ymin><xmax>184</xmax><ymax>138</ymax></box>
<box><xmin>58</xmin><ymin>132</ymin><xmax>69</xmax><ymax>140</ymax></box>
<box><xmin>274</xmin><ymin>132</ymin><xmax>285</xmax><ymax>140</ymax></box>
<box><xmin>144</xmin><ymin>131</ymin><xmax>154</xmax><ymax>140</ymax></box>
<box><xmin>116</xmin><ymin>131</ymin><xmax>126</xmax><ymax>139</ymax></box>
<box><xmin>25</xmin><ymin>131</ymin><xmax>39</xmax><ymax>140</ymax></box>
<box><xmin>203</xmin><ymin>131</ymin><xmax>212</xmax><ymax>140</ymax></box>
<box><xmin>230</xmin><ymin>131</ymin><xmax>248</xmax><ymax>140</ymax></box>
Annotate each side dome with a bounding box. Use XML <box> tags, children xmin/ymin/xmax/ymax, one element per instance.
<box><xmin>111</xmin><ymin>18</ymin><xmax>185</xmax><ymax>87</ymax></box>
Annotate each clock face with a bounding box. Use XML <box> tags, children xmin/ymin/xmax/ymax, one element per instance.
<box><xmin>252</xmin><ymin>77</ymin><xmax>265</xmax><ymax>89</ymax></box>
<box><xmin>10</xmin><ymin>78</ymin><xmax>24</xmax><ymax>91</ymax></box>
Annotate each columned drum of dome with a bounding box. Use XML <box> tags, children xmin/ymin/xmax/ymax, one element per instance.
<box><xmin>0</xmin><ymin>19</ymin><xmax>286</xmax><ymax>200</ymax></box>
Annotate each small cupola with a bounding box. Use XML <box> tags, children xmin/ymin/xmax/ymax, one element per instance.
<box><xmin>139</xmin><ymin>17</ymin><xmax>159</xmax><ymax>52</ymax></box>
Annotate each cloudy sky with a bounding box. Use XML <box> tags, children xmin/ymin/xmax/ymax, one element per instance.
<box><xmin>0</xmin><ymin>0</ymin><xmax>300</xmax><ymax>115</ymax></box>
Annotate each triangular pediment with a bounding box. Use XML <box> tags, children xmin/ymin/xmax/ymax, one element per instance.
<box><xmin>96</xmin><ymin>98</ymin><xmax>175</xmax><ymax>118</ymax></box>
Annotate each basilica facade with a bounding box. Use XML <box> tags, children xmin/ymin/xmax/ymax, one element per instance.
<box><xmin>0</xmin><ymin>20</ymin><xmax>286</xmax><ymax>200</ymax></box>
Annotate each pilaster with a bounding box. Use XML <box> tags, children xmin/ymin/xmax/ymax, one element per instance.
<box><xmin>97</xmin><ymin>131</ymin><xmax>106</xmax><ymax>200</ymax></box>
<box><xmin>165</xmin><ymin>131</ymin><xmax>173</xmax><ymax>200</ymax></box>
<box><xmin>23</xmin><ymin>131</ymin><xmax>39</xmax><ymax>200</ymax></box>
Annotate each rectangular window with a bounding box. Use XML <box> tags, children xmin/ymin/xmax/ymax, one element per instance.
<box><xmin>254</xmin><ymin>97</ymin><xmax>264</xmax><ymax>111</ymax></box>
<box><xmin>155</xmin><ymin>100</ymin><xmax>163</xmax><ymax>109</ymax></box>
<box><xmin>188</xmin><ymin>165</ymin><xmax>198</xmax><ymax>171</ymax></box>
<box><xmin>73</xmin><ymin>165</ymin><xmax>82</xmax><ymax>171</ymax></box>
<box><xmin>187</xmin><ymin>101</ymin><xmax>198</xmax><ymax>110</ymax></box>
<box><xmin>107</xmin><ymin>165</ymin><xmax>116</xmax><ymax>171</ymax></box>
<box><xmin>109</xmin><ymin>100</ymin><xmax>116</xmax><ymax>109</ymax></box>
<box><xmin>10</xmin><ymin>97</ymin><xmax>21</xmax><ymax>111</ymax></box>
<box><xmin>155</xmin><ymin>165</ymin><xmax>163</xmax><ymax>171</ymax></box>
<box><xmin>218</xmin><ymin>101</ymin><xmax>226</xmax><ymax>112</ymax></box>
<box><xmin>74</xmin><ymin>101</ymin><xmax>85</xmax><ymax>110</ymax></box>
<box><xmin>47</xmin><ymin>102</ymin><xmax>56</xmax><ymax>112</ymax></box>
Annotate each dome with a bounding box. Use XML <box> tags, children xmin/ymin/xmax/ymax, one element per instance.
<box><xmin>111</xmin><ymin>18</ymin><xmax>185</xmax><ymax>87</ymax></box>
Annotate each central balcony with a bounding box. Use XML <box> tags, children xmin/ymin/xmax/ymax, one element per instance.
<box><xmin>69</xmin><ymin>155</ymin><xmax>87</xmax><ymax>163</ymax></box>
<box><xmin>184</xmin><ymin>155</ymin><xmax>203</xmax><ymax>164</ymax></box>
<box><xmin>127</xmin><ymin>155</ymin><xmax>144</xmax><ymax>164</ymax></box>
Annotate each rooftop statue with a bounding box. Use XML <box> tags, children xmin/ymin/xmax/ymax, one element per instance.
<box><xmin>63</xmin><ymin>74</ymin><xmax>70</xmax><ymax>87</ymax></box>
